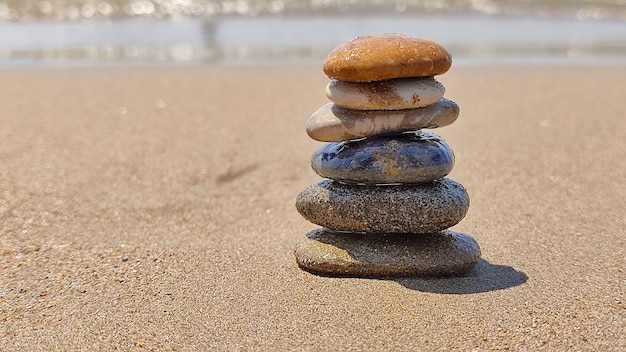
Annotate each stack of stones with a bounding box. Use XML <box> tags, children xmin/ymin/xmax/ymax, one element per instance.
<box><xmin>294</xmin><ymin>33</ymin><xmax>481</xmax><ymax>277</ymax></box>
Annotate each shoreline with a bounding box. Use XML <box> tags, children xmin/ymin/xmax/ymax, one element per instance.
<box><xmin>3</xmin><ymin>54</ymin><xmax>626</xmax><ymax>71</ymax></box>
<box><xmin>2</xmin><ymin>13</ymin><xmax>626</xmax><ymax>68</ymax></box>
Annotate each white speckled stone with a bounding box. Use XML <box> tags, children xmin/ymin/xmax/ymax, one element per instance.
<box><xmin>306</xmin><ymin>98</ymin><xmax>459</xmax><ymax>142</ymax></box>
<box><xmin>326</xmin><ymin>77</ymin><xmax>445</xmax><ymax>110</ymax></box>
<box><xmin>295</xmin><ymin>178</ymin><xmax>469</xmax><ymax>234</ymax></box>
<box><xmin>294</xmin><ymin>228</ymin><xmax>481</xmax><ymax>277</ymax></box>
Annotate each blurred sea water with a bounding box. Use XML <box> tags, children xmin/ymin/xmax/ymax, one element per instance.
<box><xmin>0</xmin><ymin>0</ymin><xmax>625</xmax><ymax>66</ymax></box>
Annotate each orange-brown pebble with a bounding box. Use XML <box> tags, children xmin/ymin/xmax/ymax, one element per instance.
<box><xmin>323</xmin><ymin>33</ymin><xmax>452</xmax><ymax>82</ymax></box>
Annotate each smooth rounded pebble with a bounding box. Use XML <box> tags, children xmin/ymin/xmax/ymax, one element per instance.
<box><xmin>295</xmin><ymin>178</ymin><xmax>469</xmax><ymax>234</ymax></box>
<box><xmin>294</xmin><ymin>228</ymin><xmax>481</xmax><ymax>277</ymax></box>
<box><xmin>326</xmin><ymin>77</ymin><xmax>444</xmax><ymax>110</ymax></box>
<box><xmin>323</xmin><ymin>33</ymin><xmax>452</xmax><ymax>82</ymax></box>
<box><xmin>311</xmin><ymin>131</ymin><xmax>454</xmax><ymax>184</ymax></box>
<box><xmin>306</xmin><ymin>98</ymin><xmax>460</xmax><ymax>142</ymax></box>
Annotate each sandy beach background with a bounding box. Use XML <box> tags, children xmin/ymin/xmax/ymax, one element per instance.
<box><xmin>1</xmin><ymin>0</ymin><xmax>625</xmax><ymax>350</ymax></box>
<box><xmin>0</xmin><ymin>64</ymin><xmax>624</xmax><ymax>350</ymax></box>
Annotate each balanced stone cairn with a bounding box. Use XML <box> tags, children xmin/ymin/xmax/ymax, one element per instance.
<box><xmin>295</xmin><ymin>33</ymin><xmax>481</xmax><ymax>277</ymax></box>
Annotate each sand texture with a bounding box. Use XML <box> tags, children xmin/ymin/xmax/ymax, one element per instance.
<box><xmin>0</xmin><ymin>65</ymin><xmax>624</xmax><ymax>350</ymax></box>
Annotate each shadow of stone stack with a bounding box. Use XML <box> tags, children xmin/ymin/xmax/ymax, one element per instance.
<box><xmin>295</xmin><ymin>34</ymin><xmax>481</xmax><ymax>277</ymax></box>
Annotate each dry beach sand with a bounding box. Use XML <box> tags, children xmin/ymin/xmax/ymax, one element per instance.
<box><xmin>0</xmin><ymin>65</ymin><xmax>624</xmax><ymax>350</ymax></box>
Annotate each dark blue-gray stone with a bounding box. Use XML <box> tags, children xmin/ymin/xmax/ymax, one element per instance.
<box><xmin>311</xmin><ymin>131</ymin><xmax>454</xmax><ymax>184</ymax></box>
<box><xmin>295</xmin><ymin>178</ymin><xmax>469</xmax><ymax>234</ymax></box>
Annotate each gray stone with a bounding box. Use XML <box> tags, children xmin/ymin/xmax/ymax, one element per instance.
<box><xmin>295</xmin><ymin>178</ymin><xmax>469</xmax><ymax>234</ymax></box>
<box><xmin>305</xmin><ymin>98</ymin><xmax>460</xmax><ymax>142</ymax></box>
<box><xmin>294</xmin><ymin>228</ymin><xmax>481</xmax><ymax>277</ymax></box>
<box><xmin>311</xmin><ymin>131</ymin><xmax>454</xmax><ymax>184</ymax></box>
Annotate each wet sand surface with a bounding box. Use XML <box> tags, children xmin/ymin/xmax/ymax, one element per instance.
<box><xmin>0</xmin><ymin>65</ymin><xmax>624</xmax><ymax>350</ymax></box>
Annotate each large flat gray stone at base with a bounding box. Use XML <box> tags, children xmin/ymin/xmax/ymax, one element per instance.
<box><xmin>295</xmin><ymin>228</ymin><xmax>481</xmax><ymax>277</ymax></box>
<box><xmin>296</xmin><ymin>178</ymin><xmax>469</xmax><ymax>234</ymax></box>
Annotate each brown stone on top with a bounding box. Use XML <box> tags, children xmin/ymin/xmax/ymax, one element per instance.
<box><xmin>323</xmin><ymin>33</ymin><xmax>452</xmax><ymax>82</ymax></box>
